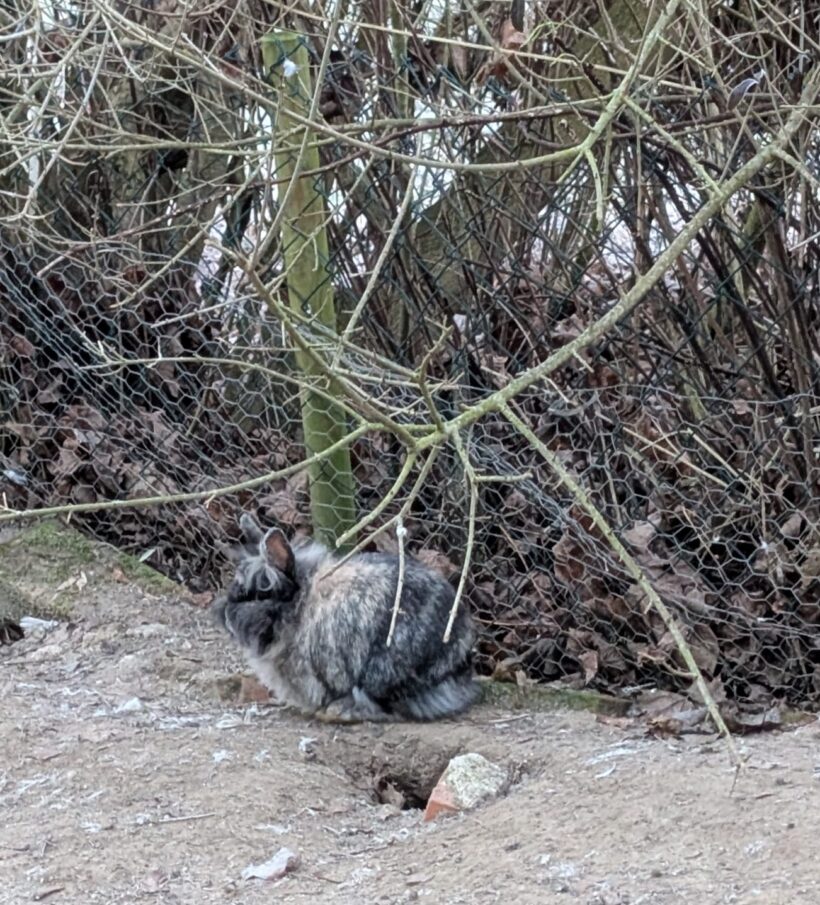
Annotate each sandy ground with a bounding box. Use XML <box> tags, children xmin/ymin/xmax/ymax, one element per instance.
<box><xmin>2</xmin><ymin>523</ymin><xmax>819</xmax><ymax>905</ymax></box>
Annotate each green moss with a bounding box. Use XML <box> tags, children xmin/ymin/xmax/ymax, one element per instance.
<box><xmin>115</xmin><ymin>555</ymin><xmax>179</xmax><ymax>595</ymax></box>
<box><xmin>11</xmin><ymin>519</ymin><xmax>97</xmax><ymax>565</ymax></box>
<box><xmin>779</xmin><ymin>707</ymin><xmax>816</xmax><ymax>727</ymax></box>
<box><xmin>0</xmin><ymin>519</ymin><xmax>179</xmax><ymax>597</ymax></box>
<box><xmin>0</xmin><ymin>519</ymin><xmax>97</xmax><ymax>585</ymax></box>
<box><xmin>478</xmin><ymin>678</ymin><xmax>631</xmax><ymax>716</ymax></box>
<box><xmin>0</xmin><ymin>573</ymin><xmax>74</xmax><ymax>622</ymax></box>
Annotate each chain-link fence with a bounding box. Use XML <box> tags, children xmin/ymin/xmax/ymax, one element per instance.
<box><xmin>2</xmin><ymin>1</ymin><xmax>820</xmax><ymax>711</ymax></box>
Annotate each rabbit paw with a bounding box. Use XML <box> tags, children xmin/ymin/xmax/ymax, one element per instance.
<box><xmin>315</xmin><ymin>690</ymin><xmax>391</xmax><ymax>724</ymax></box>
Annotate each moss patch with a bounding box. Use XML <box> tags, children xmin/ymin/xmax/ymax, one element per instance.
<box><xmin>114</xmin><ymin>555</ymin><xmax>179</xmax><ymax>595</ymax></box>
<box><xmin>0</xmin><ymin>573</ymin><xmax>74</xmax><ymax>622</ymax></box>
<box><xmin>478</xmin><ymin>677</ymin><xmax>631</xmax><ymax>716</ymax></box>
<box><xmin>0</xmin><ymin>520</ymin><xmax>97</xmax><ymax>597</ymax></box>
<box><xmin>0</xmin><ymin>519</ymin><xmax>180</xmax><ymax>600</ymax></box>
<box><xmin>10</xmin><ymin>519</ymin><xmax>97</xmax><ymax>567</ymax></box>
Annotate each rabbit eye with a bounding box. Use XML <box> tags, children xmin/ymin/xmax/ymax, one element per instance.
<box><xmin>226</xmin><ymin>579</ymin><xmax>246</xmax><ymax>601</ymax></box>
<box><xmin>277</xmin><ymin>578</ymin><xmax>298</xmax><ymax>602</ymax></box>
<box><xmin>256</xmin><ymin>572</ymin><xmax>275</xmax><ymax>594</ymax></box>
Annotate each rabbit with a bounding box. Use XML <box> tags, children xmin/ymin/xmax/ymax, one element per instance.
<box><xmin>212</xmin><ymin>512</ymin><xmax>479</xmax><ymax>723</ymax></box>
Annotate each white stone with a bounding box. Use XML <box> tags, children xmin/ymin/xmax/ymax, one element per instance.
<box><xmin>241</xmin><ymin>847</ymin><xmax>299</xmax><ymax>881</ymax></box>
<box><xmin>441</xmin><ymin>753</ymin><xmax>508</xmax><ymax>809</ymax></box>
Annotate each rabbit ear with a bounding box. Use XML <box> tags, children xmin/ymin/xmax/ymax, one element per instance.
<box><xmin>262</xmin><ymin>528</ymin><xmax>296</xmax><ymax>579</ymax></box>
<box><xmin>239</xmin><ymin>512</ymin><xmax>264</xmax><ymax>544</ymax></box>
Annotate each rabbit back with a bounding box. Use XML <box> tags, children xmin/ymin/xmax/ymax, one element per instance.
<box><xmin>288</xmin><ymin>552</ymin><xmax>477</xmax><ymax>719</ymax></box>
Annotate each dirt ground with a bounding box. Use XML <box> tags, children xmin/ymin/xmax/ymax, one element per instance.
<box><xmin>2</xmin><ymin>522</ymin><xmax>819</xmax><ymax>905</ymax></box>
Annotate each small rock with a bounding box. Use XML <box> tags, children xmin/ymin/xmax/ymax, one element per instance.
<box><xmin>241</xmin><ymin>847</ymin><xmax>300</xmax><ymax>881</ymax></box>
<box><xmin>141</xmin><ymin>869</ymin><xmax>167</xmax><ymax>894</ymax></box>
<box><xmin>423</xmin><ymin>780</ymin><xmax>458</xmax><ymax>821</ymax></box>
<box><xmin>298</xmin><ymin>736</ymin><xmax>318</xmax><ymax>760</ymax></box>
<box><xmin>114</xmin><ymin>697</ymin><xmax>143</xmax><ymax>714</ymax></box>
<box><xmin>188</xmin><ymin>590</ymin><xmax>214</xmax><ymax>608</ymax></box>
<box><xmin>423</xmin><ymin>753</ymin><xmax>508</xmax><ymax>821</ymax></box>
<box><xmin>239</xmin><ymin>675</ymin><xmax>271</xmax><ymax>704</ymax></box>
<box><xmin>127</xmin><ymin>622</ymin><xmax>168</xmax><ymax>639</ymax></box>
<box><xmin>255</xmin><ymin>822</ymin><xmax>290</xmax><ymax>835</ymax></box>
<box><xmin>19</xmin><ymin>616</ymin><xmax>60</xmax><ymax>632</ymax></box>
<box><xmin>405</xmin><ymin>873</ymin><xmax>432</xmax><ymax>886</ymax></box>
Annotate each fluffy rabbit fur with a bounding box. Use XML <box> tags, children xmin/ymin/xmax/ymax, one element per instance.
<box><xmin>212</xmin><ymin>513</ymin><xmax>478</xmax><ymax>723</ymax></box>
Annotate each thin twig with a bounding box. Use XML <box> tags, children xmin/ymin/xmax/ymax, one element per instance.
<box><xmin>0</xmin><ymin>423</ymin><xmax>375</xmax><ymax>523</ymax></box>
<box><xmin>443</xmin><ymin>430</ymin><xmax>478</xmax><ymax>644</ymax></box>
<box><xmin>153</xmin><ymin>813</ymin><xmax>217</xmax><ymax>825</ymax></box>
<box><xmin>385</xmin><ymin>518</ymin><xmax>407</xmax><ymax>647</ymax></box>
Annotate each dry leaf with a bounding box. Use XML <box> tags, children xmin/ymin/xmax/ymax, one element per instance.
<box><xmin>500</xmin><ymin>19</ymin><xmax>527</xmax><ymax>51</ymax></box>
<box><xmin>451</xmin><ymin>44</ymin><xmax>468</xmax><ymax>80</ymax></box>
<box><xmin>578</xmin><ymin>649</ymin><xmax>599</xmax><ymax>683</ymax></box>
<box><xmin>780</xmin><ymin>511</ymin><xmax>803</xmax><ymax>539</ymax></box>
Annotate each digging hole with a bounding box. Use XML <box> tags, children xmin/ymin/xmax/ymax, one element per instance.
<box><xmin>373</xmin><ymin>771</ymin><xmax>436</xmax><ymax>811</ymax></box>
<box><xmin>363</xmin><ymin>739</ymin><xmax>460</xmax><ymax>811</ymax></box>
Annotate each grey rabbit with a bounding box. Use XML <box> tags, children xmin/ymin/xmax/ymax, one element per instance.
<box><xmin>212</xmin><ymin>513</ymin><xmax>479</xmax><ymax>723</ymax></box>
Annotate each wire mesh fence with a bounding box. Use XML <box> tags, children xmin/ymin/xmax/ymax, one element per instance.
<box><xmin>2</xmin><ymin>1</ymin><xmax>820</xmax><ymax>712</ymax></box>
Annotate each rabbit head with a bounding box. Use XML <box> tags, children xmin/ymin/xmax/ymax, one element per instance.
<box><xmin>211</xmin><ymin>514</ymin><xmax>308</xmax><ymax>652</ymax></box>
<box><xmin>228</xmin><ymin>512</ymin><xmax>299</xmax><ymax>604</ymax></box>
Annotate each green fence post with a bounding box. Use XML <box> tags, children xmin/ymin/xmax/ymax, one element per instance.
<box><xmin>261</xmin><ymin>30</ymin><xmax>357</xmax><ymax>550</ymax></box>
